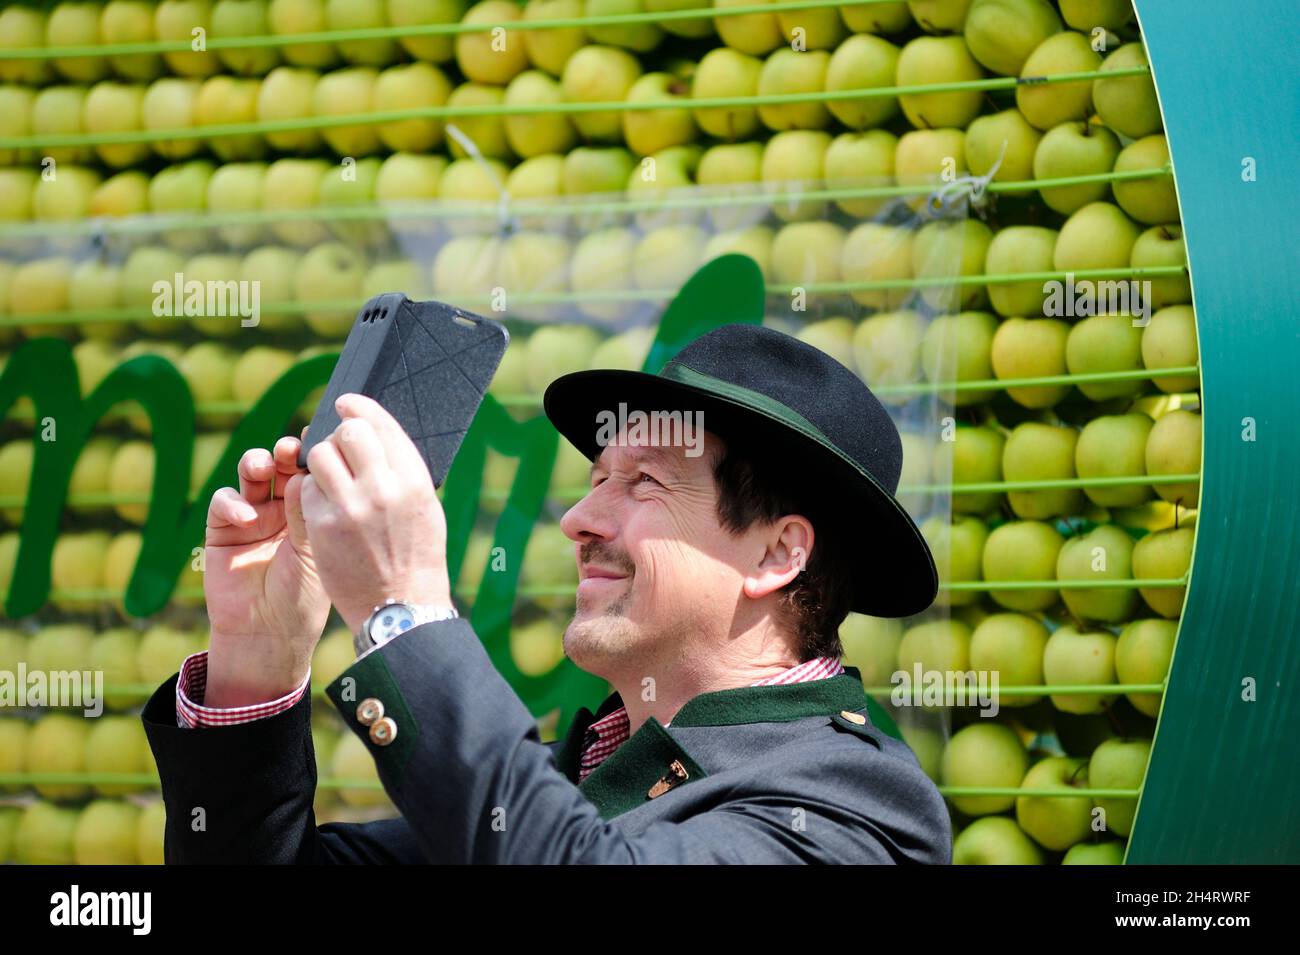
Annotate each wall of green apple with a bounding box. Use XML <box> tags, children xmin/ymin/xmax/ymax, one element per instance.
<box><xmin>0</xmin><ymin>0</ymin><xmax>1202</xmax><ymax>865</ymax></box>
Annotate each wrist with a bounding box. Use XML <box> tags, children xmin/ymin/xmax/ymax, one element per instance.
<box><xmin>204</xmin><ymin>633</ymin><xmax>313</xmax><ymax>709</ymax></box>
<box><xmin>337</xmin><ymin>575</ymin><xmax>453</xmax><ymax>634</ymax></box>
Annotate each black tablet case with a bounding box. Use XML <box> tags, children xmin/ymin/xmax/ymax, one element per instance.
<box><xmin>298</xmin><ymin>293</ymin><xmax>509</xmax><ymax>486</ymax></box>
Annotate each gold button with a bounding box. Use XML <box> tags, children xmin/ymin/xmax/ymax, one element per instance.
<box><xmin>356</xmin><ymin>698</ymin><xmax>384</xmax><ymax>726</ymax></box>
<box><xmin>369</xmin><ymin>717</ymin><xmax>398</xmax><ymax>746</ymax></box>
<box><xmin>840</xmin><ymin>710</ymin><xmax>867</xmax><ymax>725</ymax></box>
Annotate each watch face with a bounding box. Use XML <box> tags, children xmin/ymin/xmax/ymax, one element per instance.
<box><xmin>372</xmin><ymin>604</ymin><xmax>417</xmax><ymax>643</ymax></box>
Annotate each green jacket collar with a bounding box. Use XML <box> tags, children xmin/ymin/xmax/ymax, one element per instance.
<box><xmin>553</xmin><ymin>667</ymin><xmax>891</xmax><ymax>820</ymax></box>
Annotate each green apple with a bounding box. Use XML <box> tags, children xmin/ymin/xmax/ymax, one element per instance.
<box><xmin>505</xmin><ymin>69</ymin><xmax>577</xmax><ymax>158</ymax></box>
<box><xmin>912</xmin><ymin>218</ymin><xmax>994</xmax><ymax>311</ymax></box>
<box><xmin>84</xmin><ymin>81</ymin><xmax>152</xmax><ymax>168</ymax></box>
<box><xmin>965</xmin><ymin>108</ymin><xmax>1041</xmax><ymax>183</ymax></box>
<box><xmin>623</xmin><ymin>72</ymin><xmax>696</xmax><ymax>156</ymax></box>
<box><xmin>136</xmin><ymin>800</ymin><xmax>167</xmax><ymax>865</ymax></box>
<box><xmin>32</xmin><ymin>164</ymin><xmax>102</xmax><ymax>222</ymax></box>
<box><xmin>795</xmin><ymin>317</ymin><xmax>855</xmax><ymax>371</ymax></box>
<box><xmin>953</xmin><ymin>816</ymin><xmax>1045</xmax><ymax>864</ymax></box>
<box><xmin>897</xmin><ymin>35</ymin><xmax>981</xmax><ymax>130</ymax></box>
<box><xmin>522</xmin><ymin>522</ymin><xmax>578</xmax><ymax>609</ymax></box>
<box><xmin>193</xmin><ymin>75</ymin><xmax>266</xmax><ymax>160</ymax></box>
<box><xmin>498</xmin><ymin>231</ymin><xmax>570</xmax><ymax>319</ymax></box>
<box><xmin>179</xmin><ymin>341</ymin><xmax>238</xmax><ymax>423</ymax></box>
<box><xmin>897</xmin><ymin>618</ymin><xmax>971</xmax><ymax>674</ymax></box>
<box><xmin>771</xmin><ymin>221</ymin><xmax>845</xmax><ymax>289</ymax></box>
<box><xmin>921</xmin><ymin>515</ymin><xmax>989</xmax><ymax>605</ymax></box>
<box><xmin>15</xmin><ymin>803</ymin><xmax>80</xmax><ymax>865</ymax></box>
<box><xmin>1032</xmin><ymin>121</ymin><xmax>1122</xmax><ymax>214</ymax></box>
<box><xmin>74</xmin><ymin>800</ymin><xmax>141</xmax><ymax>864</ymax></box>
<box><xmin>512</xmin><ymin>617</ymin><xmax>566</xmax><ymax>676</ymax></box>
<box><xmin>505</xmin><ymin>152</ymin><xmax>562</xmax><ymax>202</ymax></box>
<box><xmin>824</xmin><ymin>130</ymin><xmax>897</xmax><ymax>219</ymax></box>
<box><xmin>295</xmin><ymin>241</ymin><xmax>368</xmax><ymax>336</ymax></box>
<box><xmin>525</xmin><ymin>324</ymin><xmax>601</xmax><ymax>391</ymax></box>
<box><xmin>146</xmin><ymin>159</ymin><xmax>215</xmax><ymax>250</ymax></box>
<box><xmin>839</xmin><ymin>614</ymin><xmax>904</xmax><ymax>691</ymax></box>
<box><xmin>1089</xmin><ymin>736</ymin><xmax>1150</xmax><ymax>836</ymax></box>
<box><xmin>121</xmin><ymin>246</ymin><xmax>185</xmax><ymax>335</ymax></box>
<box><xmin>713</xmin><ymin>0</ymin><xmax>781</xmax><ymax>55</ymax></box>
<box><xmin>1057</xmin><ymin>524</ymin><xmax>1139</xmax><ymax>623</ymax></box>
<box><xmin>567</xmin><ymin>227</ymin><xmax>636</xmax><ymax>320</ymax></box>
<box><xmin>89</xmin><ymin>171</ymin><xmax>150</xmax><ymax>219</ymax></box>
<box><xmin>0</xmin><ymin>716</ymin><xmax>25</xmax><ymax>790</ymax></box>
<box><xmin>585</xmin><ymin>0</ymin><xmax>662</xmax><ymax>52</ymax></box>
<box><xmin>231</xmin><ymin>346</ymin><xmax>296</xmax><ymax>404</ymax></box>
<box><xmin>28</xmin><ymin>623</ymin><xmax>95</xmax><ymax>673</ymax></box>
<box><xmin>455</xmin><ymin>0</ymin><xmax>528</xmax><ymax>84</ymax></box>
<box><xmin>1141</xmin><ymin>305</ymin><xmax>1198</xmax><ymax>392</ymax></box>
<box><xmin>1131</xmin><ymin>226</ymin><xmax>1191</xmax><ymax>310</ymax></box>
<box><xmin>139</xmin><ymin>624</ymin><xmax>203</xmax><ymax>685</ymax></box>
<box><xmin>68</xmin><ymin>435</ymin><xmax>120</xmax><ymax>511</ymax></box>
<box><xmin>212</xmin><ymin>0</ymin><xmax>281</xmax><ymax>74</ymax></box>
<box><xmin>0</xmin><ymin>86</ymin><xmax>36</xmax><ymax>168</ymax></box>
<box><xmin>101</xmin><ymin>0</ymin><xmax>163</xmax><ymax>80</ymax></box>
<box><xmin>85</xmin><ymin>716</ymin><xmax>152</xmax><ymax>795</ymax></box>
<box><xmin>970</xmin><ymin>612</ymin><xmax>1048</xmax><ymax>706</ymax></box>
<box><xmin>776</xmin><ymin>5</ymin><xmax>844</xmax><ymax>50</ymax></box>
<box><xmin>761</xmin><ymin>129</ymin><xmax>832</xmax><ymax>221</ymax></box>
<box><xmin>374</xmin><ymin>61</ymin><xmax>454</xmax><ymax>153</ymax></box>
<box><xmin>562</xmin><ymin>146</ymin><xmax>635</xmax><ymax>200</ymax></box>
<box><xmin>437</xmin><ymin>156</ymin><xmax>511</xmax><ymax>234</ymax></box>
<box><xmin>376</xmin><ymin>151</ymin><xmax>448</xmax><ymax>213</ymax></box>
<box><xmin>907</xmin><ymin>0</ymin><xmax>972</xmax><ymax>34</ymax></box>
<box><xmin>155</xmin><ymin>0</ymin><xmax>221</xmax><ymax>75</ymax></box>
<box><xmin>756</xmin><ymin>48</ymin><xmax>831</xmax><ymax>131</ymax></box>
<box><xmin>389</xmin><ymin>0</ymin><xmax>466</xmax><ymax>63</ymax></box>
<box><xmin>1060</xmin><ymin>0</ymin><xmax>1132</xmax><ymax>31</ymax></box>
<box><xmin>51</xmin><ymin>532</ymin><xmax>111</xmax><ymax>611</ymax></box>
<box><xmin>47</xmin><ymin>1</ymin><xmax>111</xmax><ymax>82</ymax></box>
<box><xmin>1043</xmin><ymin>625</ymin><xmax>1118</xmax><ymax>713</ymax></box>
<box><xmin>267</xmin><ymin>0</ymin><xmax>337</xmax><ymax>67</ymax></box>
<box><xmin>842</xmin><ymin>222</ymin><xmax>914</xmax><ymax>310</ymax></box>
<box><xmin>239</xmin><ymin>245</ymin><xmax>303</xmax><ymax>332</ymax></box>
<box><xmin>942</xmin><ymin>722</ymin><xmax>1029</xmax><ymax>815</ymax></box>
<box><xmin>852</xmin><ymin>310</ymin><xmax>925</xmax><ymax>402</ymax></box>
<box><xmin>1016</xmin><ymin>755</ymin><xmax>1092</xmax><ymax>849</ymax></box>
<box><xmin>0</xmin><ymin>166</ymin><xmax>38</xmax><ymax>226</ymax></box>
<box><xmin>8</xmin><ymin>257</ymin><xmax>74</xmax><ymax>331</ymax></box>
<box><xmin>842</xmin><ymin>2</ymin><xmax>912</xmax><ymax>32</ymax></box>
<box><xmin>259</xmin><ymin>158</ymin><xmax>329</xmax><ymax>247</ymax></box>
<box><xmin>1063</xmin><ymin>840</ymin><xmax>1126</xmax><ymax>864</ymax></box>
<box><xmin>1016</xmin><ymin>30</ymin><xmax>1101</xmax><ymax>130</ymax></box>
<box><xmin>946</xmin><ymin>425</ymin><xmax>1004</xmax><ymax>514</ymax></box>
<box><xmin>982</xmin><ymin>520</ymin><xmax>1064</xmax><ymax>611</ymax></box>
<box><xmin>645</xmin><ymin>0</ymin><xmax>712</xmax><ymax>39</ymax></box>
<box><xmin>920</xmin><ymin>312</ymin><xmax>998</xmax><ymax>405</ymax></box>
<box><xmin>255</xmin><ymin>66</ymin><xmax>322</xmax><ymax>153</ymax></box>
<box><xmin>1113</xmin><ymin>135</ymin><xmax>1179</xmax><ymax>224</ymax></box>
<box><xmin>313</xmin><ymin>67</ymin><xmax>380</xmax><ymax>156</ymax></box>
<box><xmin>1116</xmin><ymin>618</ymin><xmax>1175</xmax><ymax>716</ymax></box>
<box><xmin>521</xmin><ymin>0</ymin><xmax>583</xmax><ymax>75</ymax></box>
<box><xmin>964</xmin><ymin>0</ymin><xmax>1061</xmax><ymax>76</ymax></box>
<box><xmin>318</xmin><ymin>156</ymin><xmax>387</xmax><ymax>247</ymax></box>
<box><xmin>26</xmin><ymin>713</ymin><xmax>91</xmax><ymax>800</ymax></box>
<box><xmin>560</xmin><ymin>45</ymin><xmax>641</xmax><ymax>142</ymax></box>
<box><xmin>1094</xmin><ymin>43</ymin><xmax>1163</xmax><ymax>139</ymax></box>
<box><xmin>1066</xmin><ymin>316</ymin><xmax>1145</xmax><ymax>401</ymax></box>
<box><xmin>1002</xmin><ymin>421</ymin><xmax>1081</xmax><ymax>517</ymax></box>
<box><xmin>31</xmin><ymin>86</ymin><xmax>92</xmax><ymax>165</ymax></box>
<box><xmin>140</xmin><ymin>77</ymin><xmax>206</xmax><ymax>160</ymax></box>
<box><xmin>697</xmin><ymin>142</ymin><xmax>763</xmax><ymax>228</ymax></box>
<box><xmin>326</xmin><ymin>0</ymin><xmax>397</xmax><ymax>65</ymax></box>
<box><xmin>1074</xmin><ymin>412</ymin><xmax>1153</xmax><ymax>507</ymax></box>
<box><xmin>1054</xmin><ymin>201</ymin><xmax>1140</xmax><ymax>272</ymax></box>
<box><xmin>692</xmin><ymin>47</ymin><xmax>762</xmax><ymax>141</ymax></box>
<box><xmin>178</xmin><ymin>253</ymin><xmax>246</xmax><ymax>340</ymax></box>
<box><xmin>894</xmin><ymin>127</ymin><xmax>966</xmax><ymax>212</ymax></box>
<box><xmin>1131</xmin><ymin>526</ymin><xmax>1193</xmax><ymax>618</ymax></box>
<box><xmin>430</xmin><ymin>234</ymin><xmax>502</xmax><ymax>304</ymax></box>
<box><xmin>310</xmin><ymin>627</ymin><xmax>355</xmax><ymax>691</ymax></box>
<box><xmin>1145</xmin><ymin>409</ymin><xmax>1201</xmax><ymax>507</ymax></box>
<box><xmin>444</xmin><ymin>83</ymin><xmax>513</xmax><ymax>159</ymax></box>
<box><xmin>826</xmin><ymin>34</ymin><xmax>901</xmax><ymax>130</ymax></box>
<box><xmin>205</xmin><ymin>161</ymin><xmax>268</xmax><ymax>248</ymax></box>
<box><xmin>634</xmin><ymin>224</ymin><xmax>707</xmax><ymax>293</ymax></box>
<box><xmin>89</xmin><ymin>628</ymin><xmax>142</xmax><ymax>710</ymax></box>
<box><xmin>702</xmin><ymin>224</ymin><xmax>773</xmax><ymax>278</ymax></box>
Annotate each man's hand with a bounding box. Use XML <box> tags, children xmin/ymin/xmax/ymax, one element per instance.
<box><xmin>203</xmin><ymin>435</ymin><xmax>331</xmax><ymax>707</ymax></box>
<box><xmin>301</xmin><ymin>393</ymin><xmax>452</xmax><ymax>633</ymax></box>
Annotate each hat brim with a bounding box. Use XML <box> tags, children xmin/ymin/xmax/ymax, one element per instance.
<box><xmin>543</xmin><ymin>368</ymin><xmax>938</xmax><ymax>619</ymax></box>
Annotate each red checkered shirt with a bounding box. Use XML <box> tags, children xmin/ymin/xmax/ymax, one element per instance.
<box><xmin>175</xmin><ymin>651</ymin><xmax>311</xmax><ymax>728</ymax></box>
<box><xmin>578</xmin><ymin>656</ymin><xmax>845</xmax><ymax>782</ymax></box>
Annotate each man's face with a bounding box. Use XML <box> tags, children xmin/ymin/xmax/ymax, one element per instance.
<box><xmin>558</xmin><ymin>430</ymin><xmax>755</xmax><ymax>681</ymax></box>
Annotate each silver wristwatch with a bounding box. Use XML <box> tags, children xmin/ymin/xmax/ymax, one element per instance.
<box><xmin>355</xmin><ymin>600</ymin><xmax>459</xmax><ymax>657</ymax></box>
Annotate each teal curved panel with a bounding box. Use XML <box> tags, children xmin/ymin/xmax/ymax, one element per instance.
<box><xmin>1127</xmin><ymin>0</ymin><xmax>1300</xmax><ymax>862</ymax></box>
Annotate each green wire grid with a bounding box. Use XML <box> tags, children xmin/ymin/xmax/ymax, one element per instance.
<box><xmin>0</xmin><ymin>67</ymin><xmax>1151</xmax><ymax>151</ymax></box>
<box><xmin>0</xmin><ymin>1</ymin><xmax>1136</xmax><ymax>59</ymax></box>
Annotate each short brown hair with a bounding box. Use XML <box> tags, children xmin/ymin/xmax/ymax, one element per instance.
<box><xmin>710</xmin><ymin>439</ymin><xmax>853</xmax><ymax>661</ymax></box>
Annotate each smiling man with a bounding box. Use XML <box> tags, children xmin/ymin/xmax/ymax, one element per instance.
<box><xmin>141</xmin><ymin>320</ymin><xmax>950</xmax><ymax>865</ymax></box>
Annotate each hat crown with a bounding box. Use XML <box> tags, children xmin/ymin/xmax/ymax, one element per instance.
<box><xmin>664</xmin><ymin>324</ymin><xmax>904</xmax><ymax>495</ymax></box>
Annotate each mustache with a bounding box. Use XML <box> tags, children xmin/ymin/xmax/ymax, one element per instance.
<box><xmin>578</xmin><ymin>541</ymin><xmax>636</xmax><ymax>576</ymax></box>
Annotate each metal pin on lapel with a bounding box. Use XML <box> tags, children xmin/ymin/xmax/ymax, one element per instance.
<box><xmin>648</xmin><ymin>760</ymin><xmax>690</xmax><ymax>799</ymax></box>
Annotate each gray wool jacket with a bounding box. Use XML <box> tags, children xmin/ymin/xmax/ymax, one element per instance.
<box><xmin>141</xmin><ymin>618</ymin><xmax>953</xmax><ymax>864</ymax></box>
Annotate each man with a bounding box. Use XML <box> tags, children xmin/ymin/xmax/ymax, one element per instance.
<box><xmin>141</xmin><ymin>320</ymin><xmax>951</xmax><ymax>864</ymax></box>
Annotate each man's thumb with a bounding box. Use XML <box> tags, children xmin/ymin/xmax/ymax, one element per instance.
<box><xmin>283</xmin><ymin>473</ymin><xmax>312</xmax><ymax>553</ymax></box>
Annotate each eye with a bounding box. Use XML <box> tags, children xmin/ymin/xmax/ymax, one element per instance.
<box><xmin>638</xmin><ymin>472</ymin><xmax>661</xmax><ymax>486</ymax></box>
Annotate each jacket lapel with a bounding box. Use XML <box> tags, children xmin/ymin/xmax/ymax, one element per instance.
<box><xmin>554</xmin><ymin>668</ymin><xmax>891</xmax><ymax>821</ymax></box>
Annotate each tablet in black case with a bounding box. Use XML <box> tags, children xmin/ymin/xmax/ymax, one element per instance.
<box><xmin>298</xmin><ymin>293</ymin><xmax>509</xmax><ymax>487</ymax></box>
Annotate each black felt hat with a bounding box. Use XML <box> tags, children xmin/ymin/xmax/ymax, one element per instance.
<box><xmin>542</xmin><ymin>257</ymin><xmax>938</xmax><ymax>619</ymax></box>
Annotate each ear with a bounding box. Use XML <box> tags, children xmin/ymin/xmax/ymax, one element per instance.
<box><xmin>742</xmin><ymin>516</ymin><xmax>814</xmax><ymax>600</ymax></box>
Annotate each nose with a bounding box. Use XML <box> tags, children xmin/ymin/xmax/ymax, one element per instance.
<box><xmin>560</xmin><ymin>481</ymin><xmax>619</xmax><ymax>548</ymax></box>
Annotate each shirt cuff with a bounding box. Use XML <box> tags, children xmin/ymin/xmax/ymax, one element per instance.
<box><xmin>175</xmin><ymin>651</ymin><xmax>311</xmax><ymax>729</ymax></box>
